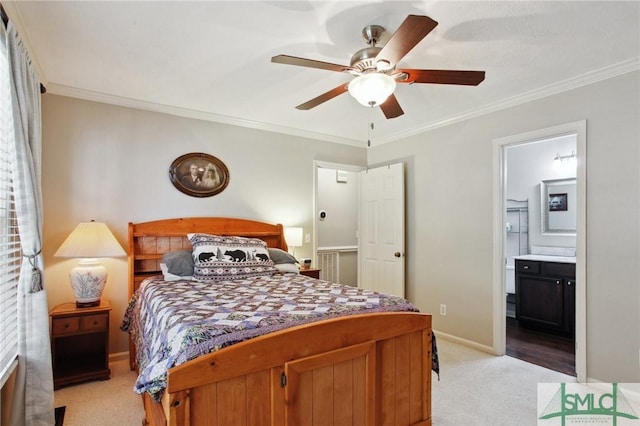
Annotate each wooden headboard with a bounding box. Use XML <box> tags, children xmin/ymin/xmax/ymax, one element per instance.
<box><xmin>128</xmin><ymin>217</ymin><xmax>288</xmax><ymax>297</ymax></box>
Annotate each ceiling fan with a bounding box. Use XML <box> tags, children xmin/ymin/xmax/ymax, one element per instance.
<box><xmin>271</xmin><ymin>15</ymin><xmax>485</xmax><ymax>119</ymax></box>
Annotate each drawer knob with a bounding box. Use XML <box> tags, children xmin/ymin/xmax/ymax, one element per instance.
<box><xmin>556</xmin><ymin>280</ymin><xmax>561</xmax><ymax>284</ymax></box>
<box><xmin>523</xmin><ymin>266</ymin><xmax>529</xmax><ymax>269</ymax></box>
<box><xmin>64</xmin><ymin>324</ymin><xmax>69</xmax><ymax>328</ymax></box>
<box><xmin>93</xmin><ymin>321</ymin><xmax>98</xmax><ymax>325</ymax></box>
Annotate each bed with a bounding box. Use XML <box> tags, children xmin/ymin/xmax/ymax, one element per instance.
<box><xmin>123</xmin><ymin>217</ymin><xmax>434</xmax><ymax>426</ymax></box>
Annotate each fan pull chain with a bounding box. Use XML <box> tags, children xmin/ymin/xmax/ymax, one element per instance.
<box><xmin>367</xmin><ymin>122</ymin><xmax>374</xmax><ymax>147</ymax></box>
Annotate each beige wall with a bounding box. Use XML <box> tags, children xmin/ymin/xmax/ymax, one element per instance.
<box><xmin>41</xmin><ymin>70</ymin><xmax>640</xmax><ymax>383</ymax></box>
<box><xmin>41</xmin><ymin>95</ymin><xmax>366</xmax><ymax>354</ymax></box>
<box><xmin>368</xmin><ymin>71</ymin><xmax>640</xmax><ymax>383</ymax></box>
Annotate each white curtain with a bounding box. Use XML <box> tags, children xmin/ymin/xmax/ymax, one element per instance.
<box><xmin>6</xmin><ymin>22</ymin><xmax>54</xmax><ymax>426</ymax></box>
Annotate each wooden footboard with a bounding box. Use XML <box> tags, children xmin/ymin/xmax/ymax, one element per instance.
<box><xmin>143</xmin><ymin>312</ymin><xmax>432</xmax><ymax>426</ymax></box>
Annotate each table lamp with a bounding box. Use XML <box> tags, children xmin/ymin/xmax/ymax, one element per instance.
<box><xmin>54</xmin><ymin>221</ymin><xmax>126</xmax><ymax>308</ymax></box>
<box><xmin>284</xmin><ymin>227</ymin><xmax>303</xmax><ymax>259</ymax></box>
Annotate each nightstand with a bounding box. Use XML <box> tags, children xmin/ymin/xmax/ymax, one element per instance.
<box><xmin>50</xmin><ymin>299</ymin><xmax>111</xmax><ymax>389</ymax></box>
<box><xmin>299</xmin><ymin>268</ymin><xmax>321</xmax><ymax>279</ymax></box>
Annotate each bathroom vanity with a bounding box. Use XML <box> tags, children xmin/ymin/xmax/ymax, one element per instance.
<box><xmin>515</xmin><ymin>255</ymin><xmax>576</xmax><ymax>337</ymax></box>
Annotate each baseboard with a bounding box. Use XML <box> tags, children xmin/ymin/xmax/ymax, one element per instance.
<box><xmin>434</xmin><ymin>330</ymin><xmax>497</xmax><ymax>355</ymax></box>
<box><xmin>109</xmin><ymin>351</ymin><xmax>129</xmax><ymax>362</ymax></box>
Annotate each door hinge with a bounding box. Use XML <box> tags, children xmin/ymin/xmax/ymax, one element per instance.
<box><xmin>281</xmin><ymin>372</ymin><xmax>287</xmax><ymax>387</ymax></box>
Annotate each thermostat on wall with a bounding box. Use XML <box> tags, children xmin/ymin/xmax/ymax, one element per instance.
<box><xmin>336</xmin><ymin>170</ymin><xmax>348</xmax><ymax>183</ymax></box>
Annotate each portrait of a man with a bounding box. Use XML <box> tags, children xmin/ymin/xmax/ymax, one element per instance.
<box><xmin>180</xmin><ymin>163</ymin><xmax>202</xmax><ymax>190</ymax></box>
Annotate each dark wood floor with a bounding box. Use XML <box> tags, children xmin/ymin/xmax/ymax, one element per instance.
<box><xmin>506</xmin><ymin>317</ymin><xmax>575</xmax><ymax>376</ymax></box>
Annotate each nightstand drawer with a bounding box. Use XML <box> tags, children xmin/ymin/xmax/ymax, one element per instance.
<box><xmin>81</xmin><ymin>314</ymin><xmax>108</xmax><ymax>332</ymax></box>
<box><xmin>52</xmin><ymin>317</ymin><xmax>80</xmax><ymax>335</ymax></box>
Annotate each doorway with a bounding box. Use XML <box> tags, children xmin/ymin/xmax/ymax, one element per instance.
<box><xmin>314</xmin><ymin>161</ymin><xmax>364</xmax><ymax>286</ymax></box>
<box><xmin>492</xmin><ymin>121</ymin><xmax>587</xmax><ymax>382</ymax></box>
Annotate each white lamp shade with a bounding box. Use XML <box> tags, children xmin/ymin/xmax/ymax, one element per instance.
<box><xmin>284</xmin><ymin>227</ymin><xmax>303</xmax><ymax>248</ymax></box>
<box><xmin>54</xmin><ymin>221</ymin><xmax>126</xmax><ymax>258</ymax></box>
<box><xmin>348</xmin><ymin>73</ymin><xmax>396</xmax><ymax>107</ymax></box>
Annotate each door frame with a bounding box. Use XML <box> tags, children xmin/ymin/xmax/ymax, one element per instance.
<box><xmin>492</xmin><ymin>120</ymin><xmax>587</xmax><ymax>382</ymax></box>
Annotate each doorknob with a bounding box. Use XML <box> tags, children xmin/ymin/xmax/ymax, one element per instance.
<box><xmin>394</xmin><ymin>252</ymin><xmax>402</xmax><ymax>258</ymax></box>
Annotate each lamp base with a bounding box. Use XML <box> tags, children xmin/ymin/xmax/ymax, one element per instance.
<box><xmin>76</xmin><ymin>300</ymin><xmax>101</xmax><ymax>308</ymax></box>
<box><xmin>69</xmin><ymin>259</ymin><xmax>108</xmax><ymax>308</ymax></box>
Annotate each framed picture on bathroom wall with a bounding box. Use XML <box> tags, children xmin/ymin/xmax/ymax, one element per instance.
<box><xmin>169</xmin><ymin>152</ymin><xmax>230</xmax><ymax>197</ymax></box>
<box><xmin>548</xmin><ymin>193</ymin><xmax>568</xmax><ymax>212</ymax></box>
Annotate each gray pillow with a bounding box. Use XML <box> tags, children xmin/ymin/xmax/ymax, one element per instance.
<box><xmin>161</xmin><ymin>250</ymin><xmax>194</xmax><ymax>276</ymax></box>
<box><xmin>268</xmin><ymin>248</ymin><xmax>298</xmax><ymax>264</ymax></box>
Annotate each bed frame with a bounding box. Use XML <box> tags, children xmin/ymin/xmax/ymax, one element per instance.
<box><xmin>128</xmin><ymin>217</ymin><xmax>433</xmax><ymax>426</ymax></box>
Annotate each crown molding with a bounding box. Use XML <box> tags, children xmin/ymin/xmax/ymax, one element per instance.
<box><xmin>45</xmin><ymin>83</ymin><xmax>364</xmax><ymax>148</ymax></box>
<box><xmin>45</xmin><ymin>57</ymin><xmax>638</xmax><ymax>148</ymax></box>
<box><xmin>376</xmin><ymin>57</ymin><xmax>640</xmax><ymax>146</ymax></box>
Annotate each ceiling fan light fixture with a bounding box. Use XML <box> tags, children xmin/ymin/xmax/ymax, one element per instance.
<box><xmin>348</xmin><ymin>73</ymin><xmax>396</xmax><ymax>107</ymax></box>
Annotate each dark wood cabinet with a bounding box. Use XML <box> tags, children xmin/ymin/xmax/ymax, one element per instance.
<box><xmin>515</xmin><ymin>260</ymin><xmax>575</xmax><ymax>337</ymax></box>
<box><xmin>50</xmin><ymin>299</ymin><xmax>111</xmax><ymax>389</ymax></box>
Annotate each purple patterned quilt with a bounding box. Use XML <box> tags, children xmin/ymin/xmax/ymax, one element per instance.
<box><xmin>121</xmin><ymin>272</ymin><xmax>420</xmax><ymax>401</ymax></box>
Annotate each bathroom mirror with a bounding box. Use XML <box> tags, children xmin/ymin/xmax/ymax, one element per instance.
<box><xmin>540</xmin><ymin>178</ymin><xmax>576</xmax><ymax>235</ymax></box>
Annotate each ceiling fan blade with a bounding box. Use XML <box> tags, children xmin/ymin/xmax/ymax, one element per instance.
<box><xmin>379</xmin><ymin>94</ymin><xmax>404</xmax><ymax>119</ymax></box>
<box><xmin>376</xmin><ymin>15</ymin><xmax>438</xmax><ymax>66</ymax></box>
<box><xmin>296</xmin><ymin>84</ymin><xmax>349</xmax><ymax>110</ymax></box>
<box><xmin>396</xmin><ymin>69</ymin><xmax>486</xmax><ymax>86</ymax></box>
<box><xmin>272</xmin><ymin>55</ymin><xmax>353</xmax><ymax>73</ymax></box>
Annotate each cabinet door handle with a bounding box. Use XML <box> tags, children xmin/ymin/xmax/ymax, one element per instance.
<box><xmin>523</xmin><ymin>266</ymin><xmax>529</xmax><ymax>270</ymax></box>
<box><xmin>567</xmin><ymin>281</ymin><xmax>573</xmax><ymax>286</ymax></box>
<box><xmin>556</xmin><ymin>280</ymin><xmax>561</xmax><ymax>285</ymax></box>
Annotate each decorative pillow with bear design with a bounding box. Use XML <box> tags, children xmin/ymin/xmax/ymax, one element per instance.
<box><xmin>187</xmin><ymin>233</ymin><xmax>277</xmax><ymax>282</ymax></box>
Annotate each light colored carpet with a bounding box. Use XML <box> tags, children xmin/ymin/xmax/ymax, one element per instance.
<box><xmin>54</xmin><ymin>338</ymin><xmax>575</xmax><ymax>425</ymax></box>
<box><xmin>432</xmin><ymin>335</ymin><xmax>575</xmax><ymax>425</ymax></box>
<box><xmin>53</xmin><ymin>358</ymin><xmax>145</xmax><ymax>426</ymax></box>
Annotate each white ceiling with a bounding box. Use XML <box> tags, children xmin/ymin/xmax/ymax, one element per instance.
<box><xmin>5</xmin><ymin>1</ymin><xmax>640</xmax><ymax>147</ymax></box>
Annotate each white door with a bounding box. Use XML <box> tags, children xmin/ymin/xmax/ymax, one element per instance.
<box><xmin>359</xmin><ymin>163</ymin><xmax>405</xmax><ymax>297</ymax></box>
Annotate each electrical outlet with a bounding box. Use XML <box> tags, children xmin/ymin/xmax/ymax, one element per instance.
<box><xmin>440</xmin><ymin>304</ymin><xmax>447</xmax><ymax>316</ymax></box>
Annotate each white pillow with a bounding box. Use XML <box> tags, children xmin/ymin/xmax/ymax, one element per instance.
<box><xmin>274</xmin><ymin>263</ymin><xmax>300</xmax><ymax>274</ymax></box>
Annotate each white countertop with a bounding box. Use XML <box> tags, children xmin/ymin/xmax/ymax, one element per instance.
<box><xmin>514</xmin><ymin>254</ymin><xmax>576</xmax><ymax>264</ymax></box>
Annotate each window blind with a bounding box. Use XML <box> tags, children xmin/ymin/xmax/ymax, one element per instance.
<box><xmin>0</xmin><ymin>28</ymin><xmax>20</xmax><ymax>382</ymax></box>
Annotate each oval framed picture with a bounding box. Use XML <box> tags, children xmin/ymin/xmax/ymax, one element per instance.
<box><xmin>169</xmin><ymin>152</ymin><xmax>230</xmax><ymax>197</ymax></box>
